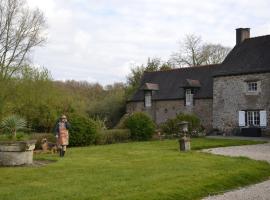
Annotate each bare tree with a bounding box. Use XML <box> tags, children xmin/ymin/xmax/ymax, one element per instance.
<box><xmin>170</xmin><ymin>34</ymin><xmax>231</xmax><ymax>67</ymax></box>
<box><xmin>201</xmin><ymin>44</ymin><xmax>231</xmax><ymax>65</ymax></box>
<box><xmin>0</xmin><ymin>0</ymin><xmax>46</xmax><ymax>80</ymax></box>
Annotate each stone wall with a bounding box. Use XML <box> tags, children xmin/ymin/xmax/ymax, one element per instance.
<box><xmin>127</xmin><ymin>99</ymin><xmax>213</xmax><ymax>130</ymax></box>
<box><xmin>213</xmin><ymin>72</ymin><xmax>270</xmax><ymax>133</ymax></box>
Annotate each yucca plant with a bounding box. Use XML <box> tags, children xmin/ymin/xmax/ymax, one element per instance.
<box><xmin>0</xmin><ymin>115</ymin><xmax>27</xmax><ymax>138</ymax></box>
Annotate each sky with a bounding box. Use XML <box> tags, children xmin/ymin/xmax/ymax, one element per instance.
<box><xmin>26</xmin><ymin>0</ymin><xmax>270</xmax><ymax>85</ymax></box>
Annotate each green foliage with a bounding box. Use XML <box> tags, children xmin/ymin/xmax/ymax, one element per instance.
<box><xmin>160</xmin><ymin>118</ymin><xmax>179</xmax><ymax>136</ymax></box>
<box><xmin>87</xmin><ymin>83</ymin><xmax>126</xmax><ymax>128</ymax></box>
<box><xmin>161</xmin><ymin>113</ymin><xmax>202</xmax><ymax>137</ymax></box>
<box><xmin>0</xmin><ymin>65</ymin><xmax>127</xmax><ymax>133</ymax></box>
<box><xmin>0</xmin><ymin>115</ymin><xmax>27</xmax><ymax>137</ymax></box>
<box><xmin>0</xmin><ymin>132</ymin><xmax>30</xmax><ymax>141</ymax></box>
<box><xmin>68</xmin><ymin>115</ymin><xmax>98</xmax><ymax>147</ymax></box>
<box><xmin>126</xmin><ymin>66</ymin><xmax>145</xmax><ymax>91</ymax></box>
<box><xmin>95</xmin><ymin>129</ymin><xmax>131</xmax><ymax>145</ymax></box>
<box><xmin>176</xmin><ymin>113</ymin><xmax>201</xmax><ymax>132</ymax></box>
<box><xmin>124</xmin><ymin>112</ymin><xmax>155</xmax><ymax>141</ymax></box>
<box><xmin>93</xmin><ymin>117</ymin><xmax>107</xmax><ymax>131</ymax></box>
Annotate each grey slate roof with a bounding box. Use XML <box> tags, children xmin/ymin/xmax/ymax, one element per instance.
<box><xmin>129</xmin><ymin>35</ymin><xmax>270</xmax><ymax>102</ymax></box>
<box><xmin>215</xmin><ymin>35</ymin><xmax>270</xmax><ymax>77</ymax></box>
<box><xmin>130</xmin><ymin>64</ymin><xmax>220</xmax><ymax>101</ymax></box>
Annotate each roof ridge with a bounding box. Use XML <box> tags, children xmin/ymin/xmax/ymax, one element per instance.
<box><xmin>144</xmin><ymin>64</ymin><xmax>220</xmax><ymax>73</ymax></box>
<box><xmin>246</xmin><ymin>34</ymin><xmax>270</xmax><ymax>41</ymax></box>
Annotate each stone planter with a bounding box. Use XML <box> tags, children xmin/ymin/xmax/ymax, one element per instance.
<box><xmin>0</xmin><ymin>140</ymin><xmax>36</xmax><ymax>166</ymax></box>
<box><xmin>179</xmin><ymin>136</ymin><xmax>190</xmax><ymax>151</ymax></box>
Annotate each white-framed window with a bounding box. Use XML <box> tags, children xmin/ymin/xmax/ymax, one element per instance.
<box><xmin>247</xmin><ymin>81</ymin><xmax>258</xmax><ymax>92</ymax></box>
<box><xmin>246</xmin><ymin>111</ymin><xmax>260</xmax><ymax>126</ymax></box>
<box><xmin>239</xmin><ymin>110</ymin><xmax>267</xmax><ymax>127</ymax></box>
<box><xmin>185</xmin><ymin>89</ymin><xmax>193</xmax><ymax>106</ymax></box>
<box><xmin>144</xmin><ymin>91</ymin><xmax>152</xmax><ymax>108</ymax></box>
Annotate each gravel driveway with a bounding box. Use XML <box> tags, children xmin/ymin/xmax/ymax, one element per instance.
<box><xmin>202</xmin><ymin>142</ymin><xmax>270</xmax><ymax>200</ymax></box>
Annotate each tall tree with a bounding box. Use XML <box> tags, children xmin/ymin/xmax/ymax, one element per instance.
<box><xmin>170</xmin><ymin>34</ymin><xmax>231</xmax><ymax>67</ymax></box>
<box><xmin>0</xmin><ymin>0</ymin><xmax>46</xmax><ymax>80</ymax></box>
<box><xmin>0</xmin><ymin>0</ymin><xmax>46</xmax><ymax>118</ymax></box>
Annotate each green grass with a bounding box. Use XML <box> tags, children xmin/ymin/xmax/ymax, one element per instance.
<box><xmin>0</xmin><ymin>139</ymin><xmax>269</xmax><ymax>200</ymax></box>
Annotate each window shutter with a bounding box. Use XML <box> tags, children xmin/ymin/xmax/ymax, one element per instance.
<box><xmin>239</xmin><ymin>111</ymin><xmax>245</xmax><ymax>126</ymax></box>
<box><xmin>260</xmin><ymin>111</ymin><xmax>267</xmax><ymax>127</ymax></box>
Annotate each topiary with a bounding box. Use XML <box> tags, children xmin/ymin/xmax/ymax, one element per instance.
<box><xmin>124</xmin><ymin>112</ymin><xmax>155</xmax><ymax>141</ymax></box>
<box><xmin>68</xmin><ymin>114</ymin><xmax>98</xmax><ymax>147</ymax></box>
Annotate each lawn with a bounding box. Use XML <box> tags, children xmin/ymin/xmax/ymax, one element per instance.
<box><xmin>0</xmin><ymin>138</ymin><xmax>269</xmax><ymax>200</ymax></box>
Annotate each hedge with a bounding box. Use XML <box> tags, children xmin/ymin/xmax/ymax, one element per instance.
<box><xmin>95</xmin><ymin>129</ymin><xmax>131</xmax><ymax>145</ymax></box>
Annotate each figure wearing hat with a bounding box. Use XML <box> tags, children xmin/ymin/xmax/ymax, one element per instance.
<box><xmin>54</xmin><ymin>115</ymin><xmax>71</xmax><ymax>157</ymax></box>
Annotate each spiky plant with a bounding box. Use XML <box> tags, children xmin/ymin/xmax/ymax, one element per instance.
<box><xmin>1</xmin><ymin>115</ymin><xmax>27</xmax><ymax>138</ymax></box>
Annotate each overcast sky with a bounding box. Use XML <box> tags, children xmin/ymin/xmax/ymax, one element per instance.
<box><xmin>27</xmin><ymin>0</ymin><xmax>270</xmax><ymax>85</ymax></box>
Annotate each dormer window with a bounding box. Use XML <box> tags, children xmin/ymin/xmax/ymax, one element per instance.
<box><xmin>144</xmin><ymin>91</ymin><xmax>152</xmax><ymax>108</ymax></box>
<box><xmin>182</xmin><ymin>79</ymin><xmax>200</xmax><ymax>107</ymax></box>
<box><xmin>247</xmin><ymin>81</ymin><xmax>257</xmax><ymax>92</ymax></box>
<box><xmin>140</xmin><ymin>82</ymin><xmax>159</xmax><ymax>108</ymax></box>
<box><xmin>185</xmin><ymin>89</ymin><xmax>194</xmax><ymax>106</ymax></box>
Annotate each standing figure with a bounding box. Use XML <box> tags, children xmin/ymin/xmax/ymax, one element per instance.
<box><xmin>54</xmin><ymin>115</ymin><xmax>70</xmax><ymax>157</ymax></box>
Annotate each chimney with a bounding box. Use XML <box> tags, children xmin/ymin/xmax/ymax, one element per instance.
<box><xmin>236</xmin><ymin>28</ymin><xmax>250</xmax><ymax>45</ymax></box>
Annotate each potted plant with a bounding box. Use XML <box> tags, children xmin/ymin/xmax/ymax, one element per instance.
<box><xmin>0</xmin><ymin>115</ymin><xmax>36</xmax><ymax>166</ymax></box>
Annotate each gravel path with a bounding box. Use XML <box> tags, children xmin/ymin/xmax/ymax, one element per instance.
<box><xmin>203</xmin><ymin>180</ymin><xmax>270</xmax><ymax>200</ymax></box>
<box><xmin>202</xmin><ymin>142</ymin><xmax>270</xmax><ymax>200</ymax></box>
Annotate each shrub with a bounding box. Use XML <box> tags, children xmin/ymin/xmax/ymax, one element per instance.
<box><xmin>124</xmin><ymin>112</ymin><xmax>155</xmax><ymax>141</ymax></box>
<box><xmin>68</xmin><ymin>115</ymin><xmax>98</xmax><ymax>147</ymax></box>
<box><xmin>160</xmin><ymin>118</ymin><xmax>179</xmax><ymax>136</ymax></box>
<box><xmin>95</xmin><ymin>129</ymin><xmax>131</xmax><ymax>145</ymax></box>
<box><xmin>176</xmin><ymin>113</ymin><xmax>201</xmax><ymax>132</ymax></box>
<box><xmin>30</xmin><ymin>133</ymin><xmax>56</xmax><ymax>149</ymax></box>
<box><xmin>0</xmin><ymin>115</ymin><xmax>27</xmax><ymax>138</ymax></box>
<box><xmin>161</xmin><ymin>113</ymin><xmax>203</xmax><ymax>137</ymax></box>
<box><xmin>94</xmin><ymin>117</ymin><xmax>107</xmax><ymax>131</ymax></box>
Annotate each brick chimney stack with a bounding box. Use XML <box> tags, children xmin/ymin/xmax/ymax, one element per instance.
<box><xmin>236</xmin><ymin>28</ymin><xmax>250</xmax><ymax>45</ymax></box>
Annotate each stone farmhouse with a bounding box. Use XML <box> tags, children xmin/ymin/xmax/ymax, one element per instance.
<box><xmin>127</xmin><ymin>28</ymin><xmax>270</xmax><ymax>136</ymax></box>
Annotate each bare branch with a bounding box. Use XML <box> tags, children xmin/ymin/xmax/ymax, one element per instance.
<box><xmin>0</xmin><ymin>0</ymin><xmax>46</xmax><ymax>80</ymax></box>
<box><xmin>170</xmin><ymin>34</ymin><xmax>231</xmax><ymax>67</ymax></box>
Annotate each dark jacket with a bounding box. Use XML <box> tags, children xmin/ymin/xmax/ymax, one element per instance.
<box><xmin>54</xmin><ymin>121</ymin><xmax>71</xmax><ymax>136</ymax></box>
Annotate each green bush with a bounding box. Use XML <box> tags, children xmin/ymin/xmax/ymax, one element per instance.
<box><xmin>95</xmin><ymin>129</ymin><xmax>131</xmax><ymax>145</ymax></box>
<box><xmin>124</xmin><ymin>112</ymin><xmax>155</xmax><ymax>141</ymax></box>
<box><xmin>68</xmin><ymin>115</ymin><xmax>98</xmax><ymax>147</ymax></box>
<box><xmin>160</xmin><ymin>118</ymin><xmax>179</xmax><ymax>136</ymax></box>
<box><xmin>30</xmin><ymin>133</ymin><xmax>56</xmax><ymax>149</ymax></box>
<box><xmin>0</xmin><ymin>132</ymin><xmax>30</xmax><ymax>141</ymax></box>
<box><xmin>161</xmin><ymin>113</ymin><xmax>202</xmax><ymax>137</ymax></box>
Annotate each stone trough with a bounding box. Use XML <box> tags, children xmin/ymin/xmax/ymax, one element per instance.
<box><xmin>0</xmin><ymin>140</ymin><xmax>36</xmax><ymax>166</ymax></box>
